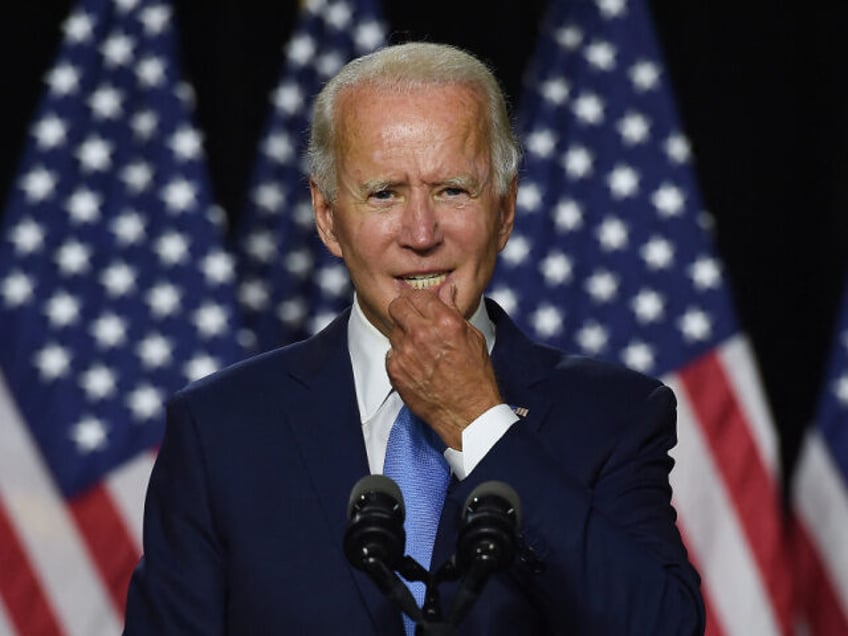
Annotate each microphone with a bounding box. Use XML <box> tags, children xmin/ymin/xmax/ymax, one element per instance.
<box><xmin>448</xmin><ymin>480</ymin><xmax>522</xmax><ymax>626</ymax></box>
<box><xmin>344</xmin><ymin>475</ymin><xmax>422</xmax><ymax>623</ymax></box>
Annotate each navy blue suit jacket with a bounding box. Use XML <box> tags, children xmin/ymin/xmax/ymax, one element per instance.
<box><xmin>124</xmin><ymin>300</ymin><xmax>705</xmax><ymax>634</ymax></box>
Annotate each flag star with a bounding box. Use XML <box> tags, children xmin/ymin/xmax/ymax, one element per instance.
<box><xmin>274</xmin><ymin>82</ymin><xmax>305</xmax><ymax>115</ymax></box>
<box><xmin>127</xmin><ymin>384</ymin><xmax>164</xmax><ymax>421</ymax></box>
<box><xmin>201</xmin><ymin>250</ymin><xmax>235</xmax><ymax>284</ymax></box>
<box><xmin>132</xmin><ymin>110</ymin><xmax>158</xmax><ymax>139</ymax></box>
<box><xmin>631</xmin><ymin>288</ymin><xmax>665</xmax><ymax>323</ymax></box>
<box><xmin>641</xmin><ymin>236</ymin><xmax>675</xmax><ymax>270</ymax></box>
<box><xmin>354</xmin><ymin>20</ymin><xmax>385</xmax><ymax>53</ymax></box>
<box><xmin>487</xmin><ymin>286</ymin><xmax>518</xmax><ymax>315</ymax></box>
<box><xmin>561</xmin><ymin>145</ymin><xmax>594</xmax><ymax>179</ymax></box>
<box><xmin>169</xmin><ymin>126</ymin><xmax>203</xmax><ymax>160</ymax></box>
<box><xmin>64</xmin><ymin>11</ymin><xmax>95</xmax><ymax>43</ymax></box>
<box><xmin>665</xmin><ymin>133</ymin><xmax>691</xmax><ymax>163</ymax></box>
<box><xmin>46</xmin><ymin>63</ymin><xmax>80</xmax><ymax>95</ymax></box>
<box><xmin>101</xmin><ymin>261</ymin><xmax>137</xmax><ymax>297</ymax></box>
<box><xmin>652</xmin><ymin>183</ymin><xmax>685</xmax><ymax>216</ymax></box>
<box><xmin>309</xmin><ymin>310</ymin><xmax>338</xmax><ymax>335</ymax></box>
<box><xmin>2</xmin><ymin>271</ymin><xmax>35</xmax><ymax>306</ymax></box>
<box><xmin>115</xmin><ymin>0</ymin><xmax>140</xmax><ymax>11</ymax></box>
<box><xmin>834</xmin><ymin>374</ymin><xmax>848</xmax><ymax>406</ymax></box>
<box><xmin>263</xmin><ymin>132</ymin><xmax>294</xmax><ymax>163</ymax></box>
<box><xmin>44</xmin><ymin>291</ymin><xmax>81</xmax><ymax>327</ymax></box>
<box><xmin>66</xmin><ymin>187</ymin><xmax>102</xmax><ymax>223</ymax></box>
<box><xmin>596</xmin><ymin>216</ymin><xmax>629</xmax><ymax>251</ymax></box>
<box><xmin>526</xmin><ymin>129</ymin><xmax>558</xmax><ymax>158</ymax></box>
<box><xmin>678</xmin><ymin>307</ymin><xmax>712</xmax><ymax>342</ymax></box>
<box><xmin>607</xmin><ymin>164</ymin><xmax>640</xmax><ymax>198</ymax></box>
<box><xmin>76</xmin><ymin>135</ymin><xmax>113</xmax><ymax>171</ymax></box>
<box><xmin>317</xmin><ymin>264</ymin><xmax>351</xmax><ymax>297</ymax></box>
<box><xmin>576</xmin><ymin>321</ymin><xmax>609</xmax><ymax>354</ymax></box>
<box><xmin>630</xmin><ymin>60</ymin><xmax>661</xmax><ymax>91</ymax></box>
<box><xmin>183</xmin><ymin>354</ymin><xmax>220</xmax><ymax>382</ymax></box>
<box><xmin>137</xmin><ymin>55</ymin><xmax>166</xmax><ymax>86</ymax></box>
<box><xmin>617</xmin><ymin>111</ymin><xmax>651</xmax><ymax>145</ymax></box>
<box><xmin>70</xmin><ymin>417</ymin><xmax>108</xmax><ymax>453</ymax></box>
<box><xmin>193</xmin><ymin>302</ymin><xmax>229</xmax><ymax>337</ymax></box>
<box><xmin>20</xmin><ymin>166</ymin><xmax>58</xmax><ymax>202</ymax></box>
<box><xmin>110</xmin><ymin>211</ymin><xmax>146</xmax><ymax>244</ymax></box>
<box><xmin>121</xmin><ymin>161</ymin><xmax>154</xmax><ymax>192</ymax></box>
<box><xmin>9</xmin><ymin>217</ymin><xmax>45</xmax><ymax>254</ymax></box>
<box><xmin>517</xmin><ymin>182</ymin><xmax>543</xmax><ymax>212</ymax></box>
<box><xmin>79</xmin><ymin>364</ymin><xmax>117</xmax><ymax>400</ymax></box>
<box><xmin>88</xmin><ymin>85</ymin><xmax>124</xmax><ymax>120</ymax></box>
<box><xmin>689</xmin><ymin>256</ymin><xmax>722</xmax><ymax>290</ymax></box>
<box><xmin>585</xmin><ymin>270</ymin><xmax>619</xmax><ymax>302</ymax></box>
<box><xmin>531</xmin><ymin>303</ymin><xmax>565</xmax><ymax>338</ymax></box>
<box><xmin>55</xmin><ymin>239</ymin><xmax>92</xmax><ymax>275</ymax></box>
<box><xmin>33</xmin><ymin>114</ymin><xmax>68</xmax><ymax>149</ymax></box>
<box><xmin>540</xmin><ymin>77</ymin><xmax>570</xmax><ymax>105</ymax></box>
<box><xmin>34</xmin><ymin>343</ymin><xmax>72</xmax><ymax>380</ymax></box>
<box><xmin>501</xmin><ymin>235</ymin><xmax>532</xmax><ymax>266</ymax></box>
<box><xmin>101</xmin><ymin>32</ymin><xmax>135</xmax><ymax>66</ymax></box>
<box><xmin>137</xmin><ymin>333</ymin><xmax>173</xmax><ymax>368</ymax></box>
<box><xmin>540</xmin><ymin>252</ymin><xmax>573</xmax><ymax>286</ymax></box>
<box><xmin>554</xmin><ymin>199</ymin><xmax>584</xmax><ymax>232</ymax></box>
<box><xmin>239</xmin><ymin>278</ymin><xmax>271</xmax><ymax>311</ymax></box>
<box><xmin>597</xmin><ymin>0</ymin><xmax>627</xmax><ymax>18</ymax></box>
<box><xmin>621</xmin><ymin>341</ymin><xmax>655</xmax><ymax>373</ymax></box>
<box><xmin>316</xmin><ymin>50</ymin><xmax>345</xmax><ymax>77</ymax></box>
<box><xmin>325</xmin><ymin>2</ymin><xmax>353</xmax><ymax>29</ymax></box>
<box><xmin>294</xmin><ymin>201</ymin><xmax>316</xmax><ymax>228</ymax></box>
<box><xmin>572</xmin><ymin>92</ymin><xmax>605</xmax><ymax>124</ymax></box>
<box><xmin>287</xmin><ymin>34</ymin><xmax>316</xmax><ymax>66</ymax></box>
<box><xmin>146</xmin><ymin>282</ymin><xmax>182</xmax><ymax>317</ymax></box>
<box><xmin>555</xmin><ymin>26</ymin><xmax>583</xmax><ymax>50</ymax></box>
<box><xmin>91</xmin><ymin>313</ymin><xmax>127</xmax><ymax>348</ymax></box>
<box><xmin>285</xmin><ymin>248</ymin><xmax>313</xmax><ymax>276</ymax></box>
<box><xmin>697</xmin><ymin>210</ymin><xmax>715</xmax><ymax>233</ymax></box>
<box><xmin>245</xmin><ymin>230</ymin><xmax>278</xmax><ymax>263</ymax></box>
<box><xmin>140</xmin><ymin>5</ymin><xmax>171</xmax><ymax>35</ymax></box>
<box><xmin>253</xmin><ymin>182</ymin><xmax>285</xmax><ymax>213</ymax></box>
<box><xmin>277</xmin><ymin>297</ymin><xmax>308</xmax><ymax>326</ymax></box>
<box><xmin>161</xmin><ymin>178</ymin><xmax>197</xmax><ymax>213</ymax></box>
<box><xmin>175</xmin><ymin>82</ymin><xmax>196</xmax><ymax>108</ymax></box>
<box><xmin>154</xmin><ymin>231</ymin><xmax>190</xmax><ymax>265</ymax></box>
<box><xmin>584</xmin><ymin>40</ymin><xmax>616</xmax><ymax>71</ymax></box>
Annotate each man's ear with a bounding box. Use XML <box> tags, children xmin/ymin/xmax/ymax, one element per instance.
<box><xmin>496</xmin><ymin>176</ymin><xmax>518</xmax><ymax>251</ymax></box>
<box><xmin>310</xmin><ymin>178</ymin><xmax>343</xmax><ymax>258</ymax></box>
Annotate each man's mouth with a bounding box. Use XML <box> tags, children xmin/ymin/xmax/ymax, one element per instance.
<box><xmin>399</xmin><ymin>273</ymin><xmax>448</xmax><ymax>290</ymax></box>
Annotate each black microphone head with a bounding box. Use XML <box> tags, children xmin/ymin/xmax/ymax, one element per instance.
<box><xmin>457</xmin><ymin>480</ymin><xmax>522</xmax><ymax>573</ymax></box>
<box><xmin>344</xmin><ymin>475</ymin><xmax>406</xmax><ymax>571</ymax></box>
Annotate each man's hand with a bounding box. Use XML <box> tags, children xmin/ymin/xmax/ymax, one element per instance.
<box><xmin>386</xmin><ymin>288</ymin><xmax>502</xmax><ymax>450</ymax></box>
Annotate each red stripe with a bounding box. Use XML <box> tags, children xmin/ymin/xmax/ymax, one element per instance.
<box><xmin>792</xmin><ymin>517</ymin><xmax>848</xmax><ymax>635</ymax></box>
<box><xmin>0</xmin><ymin>499</ymin><xmax>64</xmax><ymax>636</ymax></box>
<box><xmin>678</xmin><ymin>351</ymin><xmax>793</xmax><ymax>635</ymax></box>
<box><xmin>677</xmin><ymin>522</ymin><xmax>725</xmax><ymax>636</ymax></box>
<box><xmin>68</xmin><ymin>483</ymin><xmax>141</xmax><ymax>620</ymax></box>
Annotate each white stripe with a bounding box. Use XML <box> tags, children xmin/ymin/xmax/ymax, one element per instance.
<box><xmin>106</xmin><ymin>450</ymin><xmax>156</xmax><ymax>550</ymax></box>
<box><xmin>794</xmin><ymin>429</ymin><xmax>848</xmax><ymax>614</ymax></box>
<box><xmin>0</xmin><ymin>372</ymin><xmax>122</xmax><ymax>636</ymax></box>
<box><xmin>665</xmin><ymin>374</ymin><xmax>781</xmax><ymax>636</ymax></box>
<box><xmin>718</xmin><ymin>336</ymin><xmax>780</xmax><ymax>474</ymax></box>
<box><xmin>0</xmin><ymin>599</ymin><xmax>16</xmax><ymax>636</ymax></box>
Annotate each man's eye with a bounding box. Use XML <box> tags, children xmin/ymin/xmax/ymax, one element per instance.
<box><xmin>443</xmin><ymin>187</ymin><xmax>467</xmax><ymax>197</ymax></box>
<box><xmin>371</xmin><ymin>190</ymin><xmax>393</xmax><ymax>200</ymax></box>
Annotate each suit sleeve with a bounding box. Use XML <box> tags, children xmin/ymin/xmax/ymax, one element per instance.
<box><xmin>463</xmin><ymin>382</ymin><xmax>705</xmax><ymax>635</ymax></box>
<box><xmin>123</xmin><ymin>393</ymin><xmax>227</xmax><ymax>635</ymax></box>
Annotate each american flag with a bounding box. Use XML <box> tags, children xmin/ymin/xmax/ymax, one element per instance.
<box><xmin>488</xmin><ymin>0</ymin><xmax>793</xmax><ymax>633</ymax></box>
<box><xmin>0</xmin><ymin>0</ymin><xmax>243</xmax><ymax>634</ymax></box>
<box><xmin>234</xmin><ymin>0</ymin><xmax>386</xmax><ymax>354</ymax></box>
<box><xmin>791</xmin><ymin>280</ymin><xmax>848</xmax><ymax>634</ymax></box>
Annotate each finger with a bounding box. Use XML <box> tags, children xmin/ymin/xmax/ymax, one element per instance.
<box><xmin>387</xmin><ymin>293</ymin><xmax>424</xmax><ymax>333</ymax></box>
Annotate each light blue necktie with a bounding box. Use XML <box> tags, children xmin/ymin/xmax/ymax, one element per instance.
<box><xmin>383</xmin><ymin>404</ymin><xmax>451</xmax><ymax>634</ymax></box>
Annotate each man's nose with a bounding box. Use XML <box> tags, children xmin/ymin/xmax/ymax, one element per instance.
<box><xmin>399</xmin><ymin>191</ymin><xmax>443</xmax><ymax>250</ymax></box>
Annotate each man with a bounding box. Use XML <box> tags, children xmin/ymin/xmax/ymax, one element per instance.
<box><xmin>124</xmin><ymin>42</ymin><xmax>705</xmax><ymax>634</ymax></box>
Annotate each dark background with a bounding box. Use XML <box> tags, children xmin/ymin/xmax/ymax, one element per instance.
<box><xmin>3</xmin><ymin>2</ymin><xmax>847</xmax><ymax>483</ymax></box>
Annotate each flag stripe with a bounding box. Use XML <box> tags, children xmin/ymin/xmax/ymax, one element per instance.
<box><xmin>676</xmin><ymin>525</ymin><xmax>726</xmax><ymax>636</ymax></box>
<box><xmin>677</xmin><ymin>349</ymin><xmax>792</xmax><ymax>633</ymax></box>
<box><xmin>793</xmin><ymin>518</ymin><xmax>848</xmax><ymax>636</ymax></box>
<box><xmin>0</xmin><ymin>499</ymin><xmax>64</xmax><ymax>636</ymax></box>
<box><xmin>105</xmin><ymin>451</ymin><xmax>156</xmax><ymax>549</ymax></box>
<box><xmin>0</xmin><ymin>372</ymin><xmax>121</xmax><ymax>636</ymax></box>
<box><xmin>0</xmin><ymin>599</ymin><xmax>21</xmax><ymax>636</ymax></box>
<box><xmin>666</xmin><ymin>362</ymin><xmax>780</xmax><ymax>635</ymax></box>
<box><xmin>69</xmin><ymin>484</ymin><xmax>141</xmax><ymax>617</ymax></box>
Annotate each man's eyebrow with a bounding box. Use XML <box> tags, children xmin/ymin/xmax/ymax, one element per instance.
<box><xmin>440</xmin><ymin>175</ymin><xmax>480</xmax><ymax>191</ymax></box>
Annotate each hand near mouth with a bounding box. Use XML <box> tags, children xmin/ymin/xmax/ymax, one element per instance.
<box><xmin>385</xmin><ymin>287</ymin><xmax>502</xmax><ymax>450</ymax></box>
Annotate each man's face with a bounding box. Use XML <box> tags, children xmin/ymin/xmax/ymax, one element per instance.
<box><xmin>311</xmin><ymin>83</ymin><xmax>516</xmax><ymax>336</ymax></box>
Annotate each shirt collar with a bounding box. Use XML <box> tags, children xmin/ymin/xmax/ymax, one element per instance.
<box><xmin>347</xmin><ymin>294</ymin><xmax>495</xmax><ymax>422</ymax></box>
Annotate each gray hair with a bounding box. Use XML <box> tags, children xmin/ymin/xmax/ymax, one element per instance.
<box><xmin>307</xmin><ymin>42</ymin><xmax>522</xmax><ymax>201</ymax></box>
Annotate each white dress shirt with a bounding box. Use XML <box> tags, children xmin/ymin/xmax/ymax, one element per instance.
<box><xmin>347</xmin><ymin>295</ymin><xmax>519</xmax><ymax>480</ymax></box>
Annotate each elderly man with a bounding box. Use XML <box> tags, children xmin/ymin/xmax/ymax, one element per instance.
<box><xmin>124</xmin><ymin>42</ymin><xmax>704</xmax><ymax>635</ymax></box>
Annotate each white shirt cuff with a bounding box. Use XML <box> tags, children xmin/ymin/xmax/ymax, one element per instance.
<box><xmin>443</xmin><ymin>403</ymin><xmax>519</xmax><ymax>480</ymax></box>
